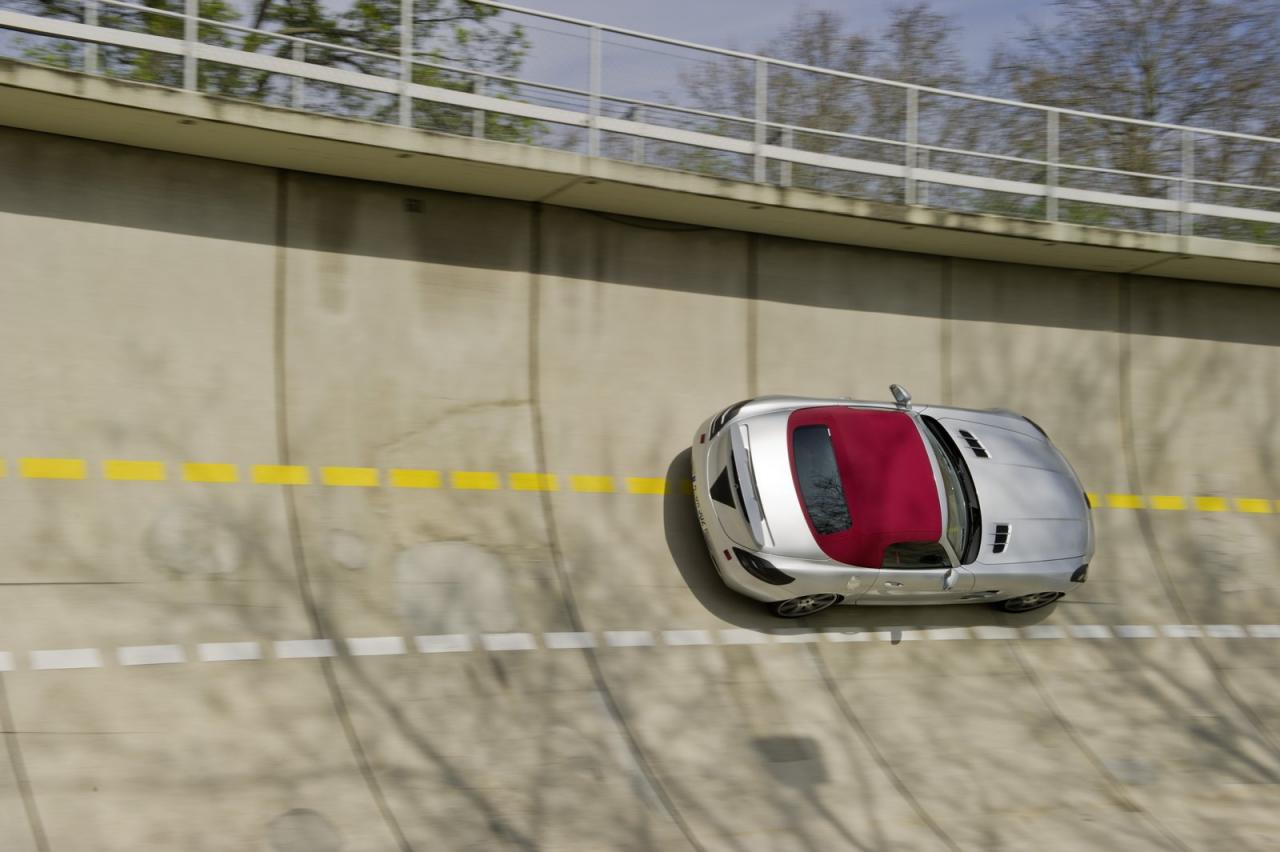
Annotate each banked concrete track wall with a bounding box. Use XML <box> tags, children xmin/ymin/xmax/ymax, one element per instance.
<box><xmin>0</xmin><ymin>124</ymin><xmax>1278</xmax><ymax>851</ymax></box>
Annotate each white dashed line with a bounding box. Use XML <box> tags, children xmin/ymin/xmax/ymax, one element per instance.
<box><xmin>662</xmin><ymin>629</ymin><xmax>713</xmax><ymax>646</ymax></box>
<box><xmin>604</xmin><ymin>631</ymin><xmax>654</xmax><ymax>647</ymax></box>
<box><xmin>415</xmin><ymin>634</ymin><xmax>471</xmax><ymax>653</ymax></box>
<box><xmin>481</xmin><ymin>633</ymin><xmax>537</xmax><ymax>652</ymax></box>
<box><xmin>924</xmin><ymin>627</ymin><xmax>971</xmax><ymax>641</ymax></box>
<box><xmin>30</xmin><ymin>648</ymin><xmax>102</xmax><ymax>670</ymax></box>
<box><xmin>346</xmin><ymin>636</ymin><xmax>407</xmax><ymax>656</ymax></box>
<box><xmin>1022</xmin><ymin>625</ymin><xmax>1066</xmax><ymax>639</ymax></box>
<box><xmin>197</xmin><ymin>641</ymin><xmax>262</xmax><ymax>662</ymax></box>
<box><xmin>863</xmin><ymin>628</ymin><xmax>923</xmax><ymax>642</ymax></box>
<box><xmin>973</xmin><ymin>626</ymin><xmax>1019</xmax><ymax>640</ymax></box>
<box><xmin>719</xmin><ymin>629</ymin><xmax>768</xmax><ymax>645</ymax></box>
<box><xmin>771</xmin><ymin>630</ymin><xmax>821</xmax><ymax>643</ymax></box>
<box><xmin>275</xmin><ymin>639</ymin><xmax>336</xmax><ymax>659</ymax></box>
<box><xmin>823</xmin><ymin>630</ymin><xmax>873</xmax><ymax>642</ymax></box>
<box><xmin>10</xmin><ymin>621</ymin><xmax>1280</xmax><ymax>677</ymax></box>
<box><xmin>118</xmin><ymin>644</ymin><xmax>186</xmax><ymax>666</ymax></box>
<box><xmin>544</xmin><ymin>632</ymin><xmax>596</xmax><ymax>649</ymax></box>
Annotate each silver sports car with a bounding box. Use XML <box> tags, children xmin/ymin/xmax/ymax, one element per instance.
<box><xmin>691</xmin><ymin>386</ymin><xmax>1094</xmax><ymax>618</ymax></box>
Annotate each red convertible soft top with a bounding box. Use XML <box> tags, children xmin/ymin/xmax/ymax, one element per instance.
<box><xmin>787</xmin><ymin>407</ymin><xmax>942</xmax><ymax>568</ymax></box>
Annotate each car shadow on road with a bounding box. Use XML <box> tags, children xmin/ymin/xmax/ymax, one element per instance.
<box><xmin>663</xmin><ymin>448</ymin><xmax>1057</xmax><ymax>633</ymax></box>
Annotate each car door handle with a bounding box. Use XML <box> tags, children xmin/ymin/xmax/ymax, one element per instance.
<box><xmin>883</xmin><ymin>581</ymin><xmax>904</xmax><ymax>588</ymax></box>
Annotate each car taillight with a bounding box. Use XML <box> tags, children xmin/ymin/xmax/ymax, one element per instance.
<box><xmin>1071</xmin><ymin>564</ymin><xmax>1089</xmax><ymax>583</ymax></box>
<box><xmin>731</xmin><ymin>547</ymin><xmax>795</xmax><ymax>586</ymax></box>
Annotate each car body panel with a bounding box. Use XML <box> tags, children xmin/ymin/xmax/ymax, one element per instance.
<box><xmin>692</xmin><ymin>395</ymin><xmax>1095</xmax><ymax>608</ymax></box>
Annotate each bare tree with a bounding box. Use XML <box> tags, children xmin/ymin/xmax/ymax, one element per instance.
<box><xmin>987</xmin><ymin>0</ymin><xmax>1280</xmax><ymax>236</ymax></box>
<box><xmin>669</xmin><ymin>4</ymin><xmax>968</xmax><ymax>198</ymax></box>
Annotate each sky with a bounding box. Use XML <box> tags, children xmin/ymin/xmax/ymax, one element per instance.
<box><xmin>487</xmin><ymin>0</ymin><xmax>1064</xmax><ymax>107</ymax></box>
<box><xmin>512</xmin><ymin>0</ymin><xmax>1061</xmax><ymax>69</ymax></box>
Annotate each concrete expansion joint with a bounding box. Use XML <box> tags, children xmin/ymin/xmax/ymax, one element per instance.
<box><xmin>5</xmin><ymin>624</ymin><xmax>1278</xmax><ymax>673</ymax></box>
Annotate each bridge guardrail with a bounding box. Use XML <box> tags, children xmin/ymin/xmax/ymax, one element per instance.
<box><xmin>1</xmin><ymin>0</ymin><xmax>1277</xmax><ymax>245</ymax></box>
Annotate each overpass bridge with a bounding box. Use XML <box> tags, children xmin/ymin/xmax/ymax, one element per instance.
<box><xmin>0</xmin><ymin>3</ymin><xmax>1278</xmax><ymax>850</ymax></box>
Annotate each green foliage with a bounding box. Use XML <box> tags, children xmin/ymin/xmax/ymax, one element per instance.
<box><xmin>18</xmin><ymin>0</ymin><xmax>534</xmax><ymax>142</ymax></box>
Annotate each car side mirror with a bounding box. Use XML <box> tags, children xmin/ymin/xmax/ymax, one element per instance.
<box><xmin>942</xmin><ymin>568</ymin><xmax>958</xmax><ymax>590</ymax></box>
<box><xmin>890</xmin><ymin>384</ymin><xmax>912</xmax><ymax>408</ymax></box>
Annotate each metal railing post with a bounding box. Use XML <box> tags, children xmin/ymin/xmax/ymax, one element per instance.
<box><xmin>472</xmin><ymin>74</ymin><xmax>485</xmax><ymax>139</ymax></box>
<box><xmin>904</xmin><ymin>86</ymin><xmax>918</xmax><ymax>205</ymax></box>
<box><xmin>83</xmin><ymin>0</ymin><xmax>98</xmax><ymax>75</ymax></box>
<box><xmin>399</xmin><ymin>0</ymin><xmax>412</xmax><ymax>127</ymax></box>
<box><xmin>1180</xmin><ymin>129</ymin><xmax>1194</xmax><ymax>237</ymax></box>
<box><xmin>632</xmin><ymin>106</ymin><xmax>645</xmax><ymax>164</ymax></box>
<box><xmin>588</xmin><ymin>25</ymin><xmax>601</xmax><ymax>157</ymax></box>
<box><xmin>290</xmin><ymin>40</ymin><xmax>304</xmax><ymax>109</ymax></box>
<box><xmin>1046</xmin><ymin>109</ymin><xmax>1059</xmax><ymax>222</ymax></box>
<box><xmin>780</xmin><ymin>126</ymin><xmax>793</xmax><ymax>188</ymax></box>
<box><xmin>182</xmin><ymin>0</ymin><xmax>197</xmax><ymax>90</ymax></box>
<box><xmin>918</xmin><ymin>147</ymin><xmax>929</xmax><ymax>205</ymax></box>
<box><xmin>753</xmin><ymin>59</ymin><xmax>767</xmax><ymax>183</ymax></box>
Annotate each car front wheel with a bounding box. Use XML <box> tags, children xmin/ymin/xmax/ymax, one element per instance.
<box><xmin>996</xmin><ymin>592</ymin><xmax>1064</xmax><ymax>613</ymax></box>
<box><xmin>772</xmin><ymin>593</ymin><xmax>842</xmax><ymax>618</ymax></box>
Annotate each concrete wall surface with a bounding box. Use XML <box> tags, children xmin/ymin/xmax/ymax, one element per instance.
<box><xmin>0</xmin><ymin>124</ymin><xmax>1278</xmax><ymax>851</ymax></box>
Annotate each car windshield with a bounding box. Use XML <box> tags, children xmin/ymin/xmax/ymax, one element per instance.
<box><xmin>791</xmin><ymin>425</ymin><xmax>852</xmax><ymax>535</ymax></box>
<box><xmin>921</xmin><ymin>418</ymin><xmax>973</xmax><ymax>559</ymax></box>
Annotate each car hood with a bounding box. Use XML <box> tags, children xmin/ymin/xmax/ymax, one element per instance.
<box><xmin>932</xmin><ymin>416</ymin><xmax>1091</xmax><ymax>564</ymax></box>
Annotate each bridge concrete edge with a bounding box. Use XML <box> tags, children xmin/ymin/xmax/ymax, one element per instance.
<box><xmin>1</xmin><ymin>59</ymin><xmax>1276</xmax><ymax>289</ymax></box>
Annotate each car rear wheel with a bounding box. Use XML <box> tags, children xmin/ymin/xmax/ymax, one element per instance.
<box><xmin>996</xmin><ymin>592</ymin><xmax>1064</xmax><ymax>613</ymax></box>
<box><xmin>772</xmin><ymin>593</ymin><xmax>842</xmax><ymax>618</ymax></box>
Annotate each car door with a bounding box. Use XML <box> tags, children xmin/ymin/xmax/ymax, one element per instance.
<box><xmin>854</xmin><ymin>542</ymin><xmax>976</xmax><ymax>604</ymax></box>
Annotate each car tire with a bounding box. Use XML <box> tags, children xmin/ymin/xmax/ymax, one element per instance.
<box><xmin>772</xmin><ymin>593</ymin><xmax>842</xmax><ymax>618</ymax></box>
<box><xmin>995</xmin><ymin>592</ymin><xmax>1064</xmax><ymax>613</ymax></box>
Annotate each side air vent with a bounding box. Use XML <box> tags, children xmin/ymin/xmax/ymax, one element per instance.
<box><xmin>709</xmin><ymin>467</ymin><xmax>736</xmax><ymax>508</ymax></box>
<box><xmin>992</xmin><ymin>523</ymin><xmax>1011</xmax><ymax>554</ymax></box>
<box><xmin>958</xmin><ymin>429</ymin><xmax>990</xmax><ymax>458</ymax></box>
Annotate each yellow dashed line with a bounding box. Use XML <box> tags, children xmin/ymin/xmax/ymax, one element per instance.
<box><xmin>570</xmin><ymin>475</ymin><xmax>615</xmax><ymax>493</ymax></box>
<box><xmin>20</xmin><ymin>458</ymin><xmax>87</xmax><ymax>480</ymax></box>
<box><xmin>252</xmin><ymin>464</ymin><xmax>310</xmax><ymax>486</ymax></box>
<box><xmin>626</xmin><ymin>477</ymin><xmax>667</xmax><ymax>495</ymax></box>
<box><xmin>321</xmin><ymin>467</ymin><xmax>379</xmax><ymax>487</ymax></box>
<box><xmin>103</xmin><ymin>460</ymin><xmax>167</xmax><ymax>481</ymax></box>
<box><xmin>451</xmin><ymin>471</ymin><xmax>500</xmax><ymax>490</ymax></box>
<box><xmin>389</xmin><ymin>468</ymin><xmax>441</xmax><ymax>489</ymax></box>
<box><xmin>1194</xmin><ymin>496</ymin><xmax>1228</xmax><ymax>513</ymax></box>
<box><xmin>3</xmin><ymin>456</ymin><xmax>1275</xmax><ymax>516</ymax></box>
<box><xmin>510</xmin><ymin>473</ymin><xmax>558</xmax><ymax>491</ymax></box>
<box><xmin>183</xmin><ymin>462</ymin><xmax>239</xmax><ymax>483</ymax></box>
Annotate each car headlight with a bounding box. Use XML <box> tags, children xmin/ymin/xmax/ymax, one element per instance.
<box><xmin>708</xmin><ymin>400</ymin><xmax>749</xmax><ymax>439</ymax></box>
<box><xmin>731</xmin><ymin>547</ymin><xmax>795</xmax><ymax>586</ymax></box>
